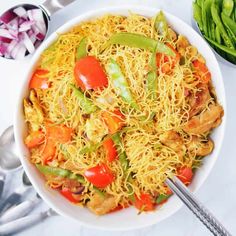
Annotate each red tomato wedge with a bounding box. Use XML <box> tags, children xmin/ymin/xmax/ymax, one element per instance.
<box><xmin>156</xmin><ymin>44</ymin><xmax>180</xmax><ymax>74</ymax></box>
<box><xmin>134</xmin><ymin>193</ymin><xmax>154</xmax><ymax>211</ymax></box>
<box><xmin>102</xmin><ymin>109</ymin><xmax>124</xmax><ymax>134</ymax></box>
<box><xmin>29</xmin><ymin>69</ymin><xmax>50</xmax><ymax>89</ymax></box>
<box><xmin>192</xmin><ymin>60</ymin><xmax>211</xmax><ymax>84</ymax></box>
<box><xmin>60</xmin><ymin>188</ymin><xmax>80</xmax><ymax>203</ymax></box>
<box><xmin>25</xmin><ymin>130</ymin><xmax>45</xmax><ymax>149</ymax></box>
<box><xmin>42</xmin><ymin>123</ymin><xmax>73</xmax><ymax>164</ymax></box>
<box><xmin>74</xmin><ymin>56</ymin><xmax>108</xmax><ymax>91</ymax></box>
<box><xmin>177</xmin><ymin>166</ymin><xmax>193</xmax><ymax>185</ymax></box>
<box><xmin>103</xmin><ymin>138</ymin><xmax>118</xmax><ymax>162</ymax></box>
<box><xmin>84</xmin><ymin>163</ymin><xmax>114</xmax><ymax>188</ymax></box>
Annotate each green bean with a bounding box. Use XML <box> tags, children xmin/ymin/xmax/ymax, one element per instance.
<box><xmin>211</xmin><ymin>2</ymin><xmax>235</xmax><ymax>49</ymax></box>
<box><xmin>101</xmin><ymin>32</ymin><xmax>175</xmax><ymax>56</ymax></box>
<box><xmin>205</xmin><ymin>36</ymin><xmax>236</xmax><ymax>56</ymax></box>
<box><xmin>70</xmin><ymin>84</ymin><xmax>98</xmax><ymax>114</ymax></box>
<box><xmin>154</xmin><ymin>11</ymin><xmax>168</xmax><ymax>38</ymax></box>
<box><xmin>76</xmin><ymin>37</ymin><xmax>87</xmax><ymax>60</ymax></box>
<box><xmin>193</xmin><ymin>2</ymin><xmax>203</xmax><ymax>31</ymax></box>
<box><xmin>221</xmin><ymin>12</ymin><xmax>236</xmax><ymax>35</ymax></box>
<box><xmin>222</xmin><ymin>0</ymin><xmax>234</xmax><ymax>16</ymax></box>
<box><xmin>106</xmin><ymin>59</ymin><xmax>139</xmax><ymax>110</ymax></box>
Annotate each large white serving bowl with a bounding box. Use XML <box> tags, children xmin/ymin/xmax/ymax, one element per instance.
<box><xmin>14</xmin><ymin>5</ymin><xmax>226</xmax><ymax>231</ymax></box>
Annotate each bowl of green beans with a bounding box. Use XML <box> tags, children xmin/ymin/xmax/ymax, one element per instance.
<box><xmin>192</xmin><ymin>0</ymin><xmax>236</xmax><ymax>66</ymax></box>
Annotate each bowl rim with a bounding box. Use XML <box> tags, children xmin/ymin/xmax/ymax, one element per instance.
<box><xmin>14</xmin><ymin>4</ymin><xmax>227</xmax><ymax>231</ymax></box>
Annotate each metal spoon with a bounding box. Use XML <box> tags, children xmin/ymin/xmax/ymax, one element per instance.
<box><xmin>0</xmin><ymin>126</ymin><xmax>22</xmax><ymax>198</ymax></box>
<box><xmin>0</xmin><ymin>0</ymin><xmax>76</xmax><ymax>60</ymax></box>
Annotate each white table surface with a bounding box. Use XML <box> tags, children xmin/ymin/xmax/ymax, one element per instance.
<box><xmin>0</xmin><ymin>0</ymin><xmax>236</xmax><ymax>235</ymax></box>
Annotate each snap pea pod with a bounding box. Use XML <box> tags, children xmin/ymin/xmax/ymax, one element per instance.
<box><xmin>215</xmin><ymin>26</ymin><xmax>222</xmax><ymax>44</ymax></box>
<box><xmin>76</xmin><ymin>37</ymin><xmax>88</xmax><ymax>60</ymax></box>
<box><xmin>205</xmin><ymin>36</ymin><xmax>236</xmax><ymax>56</ymax></box>
<box><xmin>196</xmin><ymin>0</ymin><xmax>203</xmax><ymax>7</ymax></box>
<box><xmin>222</xmin><ymin>0</ymin><xmax>234</xmax><ymax>16</ymax></box>
<box><xmin>202</xmin><ymin>0</ymin><xmax>212</xmax><ymax>37</ymax></box>
<box><xmin>154</xmin><ymin>11</ymin><xmax>168</xmax><ymax>38</ymax></box>
<box><xmin>101</xmin><ymin>32</ymin><xmax>175</xmax><ymax>56</ymax></box>
<box><xmin>111</xmin><ymin>133</ymin><xmax>129</xmax><ymax>173</ymax></box>
<box><xmin>106</xmin><ymin>59</ymin><xmax>139</xmax><ymax>110</ymax></box>
<box><xmin>211</xmin><ymin>2</ymin><xmax>235</xmax><ymax>49</ymax></box>
<box><xmin>70</xmin><ymin>84</ymin><xmax>97</xmax><ymax>114</ymax></box>
<box><xmin>221</xmin><ymin>12</ymin><xmax>236</xmax><ymax>35</ymax></box>
<box><xmin>36</xmin><ymin>164</ymin><xmax>86</xmax><ymax>184</ymax></box>
<box><xmin>193</xmin><ymin>2</ymin><xmax>203</xmax><ymax>31</ymax></box>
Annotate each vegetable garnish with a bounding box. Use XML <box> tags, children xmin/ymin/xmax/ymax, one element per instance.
<box><xmin>0</xmin><ymin>7</ymin><xmax>46</xmax><ymax>59</ymax></box>
<box><xmin>29</xmin><ymin>69</ymin><xmax>49</xmax><ymax>89</ymax></box>
<box><xmin>134</xmin><ymin>193</ymin><xmax>154</xmax><ymax>211</ymax></box>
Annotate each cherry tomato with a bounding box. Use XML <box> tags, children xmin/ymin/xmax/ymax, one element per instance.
<box><xmin>177</xmin><ymin>166</ymin><xmax>193</xmax><ymax>185</ymax></box>
<box><xmin>29</xmin><ymin>69</ymin><xmax>50</xmax><ymax>89</ymax></box>
<box><xmin>192</xmin><ymin>60</ymin><xmax>211</xmax><ymax>84</ymax></box>
<box><xmin>134</xmin><ymin>193</ymin><xmax>154</xmax><ymax>211</ymax></box>
<box><xmin>74</xmin><ymin>56</ymin><xmax>108</xmax><ymax>91</ymax></box>
<box><xmin>102</xmin><ymin>109</ymin><xmax>125</xmax><ymax>134</ymax></box>
<box><xmin>60</xmin><ymin>188</ymin><xmax>80</xmax><ymax>203</ymax></box>
<box><xmin>25</xmin><ymin>130</ymin><xmax>45</xmax><ymax>149</ymax></box>
<box><xmin>103</xmin><ymin>138</ymin><xmax>118</xmax><ymax>162</ymax></box>
<box><xmin>156</xmin><ymin>44</ymin><xmax>180</xmax><ymax>74</ymax></box>
<box><xmin>84</xmin><ymin>163</ymin><xmax>114</xmax><ymax>188</ymax></box>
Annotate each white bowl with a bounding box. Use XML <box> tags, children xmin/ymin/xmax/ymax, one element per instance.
<box><xmin>14</xmin><ymin>5</ymin><xmax>226</xmax><ymax>231</ymax></box>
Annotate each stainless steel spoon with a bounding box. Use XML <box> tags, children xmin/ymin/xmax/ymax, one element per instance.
<box><xmin>0</xmin><ymin>0</ymin><xmax>76</xmax><ymax>60</ymax></box>
<box><xmin>0</xmin><ymin>126</ymin><xmax>22</xmax><ymax>198</ymax></box>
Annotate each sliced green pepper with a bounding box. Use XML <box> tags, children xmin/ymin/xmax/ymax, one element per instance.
<box><xmin>76</xmin><ymin>37</ymin><xmax>88</xmax><ymax>60</ymax></box>
<box><xmin>154</xmin><ymin>11</ymin><xmax>168</xmax><ymax>38</ymax></box>
<box><xmin>70</xmin><ymin>84</ymin><xmax>97</xmax><ymax>114</ymax></box>
<box><xmin>79</xmin><ymin>143</ymin><xmax>100</xmax><ymax>155</ymax></box>
<box><xmin>102</xmin><ymin>32</ymin><xmax>175</xmax><ymax>56</ymax></box>
<box><xmin>111</xmin><ymin>132</ymin><xmax>129</xmax><ymax>173</ymax></box>
<box><xmin>156</xmin><ymin>193</ymin><xmax>171</xmax><ymax>204</ymax></box>
<box><xmin>36</xmin><ymin>164</ymin><xmax>86</xmax><ymax>184</ymax></box>
<box><xmin>205</xmin><ymin>36</ymin><xmax>236</xmax><ymax>56</ymax></box>
<box><xmin>106</xmin><ymin>59</ymin><xmax>139</xmax><ymax>110</ymax></box>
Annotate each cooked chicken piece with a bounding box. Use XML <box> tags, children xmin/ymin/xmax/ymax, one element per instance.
<box><xmin>159</xmin><ymin>130</ymin><xmax>186</xmax><ymax>157</ymax></box>
<box><xmin>187</xmin><ymin>136</ymin><xmax>214</xmax><ymax>156</ymax></box>
<box><xmin>24</xmin><ymin>90</ymin><xmax>44</xmax><ymax>131</ymax></box>
<box><xmin>85</xmin><ymin>114</ymin><xmax>108</xmax><ymax>143</ymax></box>
<box><xmin>183</xmin><ymin>104</ymin><xmax>223</xmax><ymax>135</ymax></box>
<box><xmin>87</xmin><ymin>193</ymin><xmax>117</xmax><ymax>215</ymax></box>
<box><xmin>176</xmin><ymin>35</ymin><xmax>190</xmax><ymax>56</ymax></box>
<box><xmin>188</xmin><ymin>84</ymin><xmax>211</xmax><ymax>118</ymax></box>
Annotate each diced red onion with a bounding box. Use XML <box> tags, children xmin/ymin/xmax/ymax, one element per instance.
<box><xmin>13</xmin><ymin>7</ymin><xmax>27</xmax><ymax>18</ymax></box>
<box><xmin>0</xmin><ymin>7</ymin><xmax>46</xmax><ymax>59</ymax></box>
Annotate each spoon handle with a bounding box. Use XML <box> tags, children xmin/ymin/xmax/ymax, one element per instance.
<box><xmin>0</xmin><ymin>174</ymin><xmax>5</xmax><ymax>198</ymax></box>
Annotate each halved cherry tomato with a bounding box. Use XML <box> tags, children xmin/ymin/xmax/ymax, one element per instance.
<box><xmin>74</xmin><ymin>56</ymin><xmax>108</xmax><ymax>91</ymax></box>
<box><xmin>60</xmin><ymin>188</ymin><xmax>80</xmax><ymax>203</ymax></box>
<box><xmin>177</xmin><ymin>166</ymin><xmax>193</xmax><ymax>185</ymax></box>
<box><xmin>25</xmin><ymin>130</ymin><xmax>45</xmax><ymax>149</ymax></box>
<box><xmin>84</xmin><ymin>163</ymin><xmax>114</xmax><ymax>188</ymax></box>
<box><xmin>42</xmin><ymin>124</ymin><xmax>73</xmax><ymax>164</ymax></box>
<box><xmin>102</xmin><ymin>109</ymin><xmax>124</xmax><ymax>134</ymax></box>
<box><xmin>103</xmin><ymin>138</ymin><xmax>118</xmax><ymax>162</ymax></box>
<box><xmin>134</xmin><ymin>193</ymin><xmax>154</xmax><ymax>211</ymax></box>
<box><xmin>192</xmin><ymin>60</ymin><xmax>211</xmax><ymax>84</ymax></box>
<box><xmin>156</xmin><ymin>43</ymin><xmax>180</xmax><ymax>74</ymax></box>
<box><xmin>29</xmin><ymin>69</ymin><xmax>50</xmax><ymax>89</ymax></box>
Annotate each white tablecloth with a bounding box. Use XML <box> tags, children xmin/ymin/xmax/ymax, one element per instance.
<box><xmin>0</xmin><ymin>0</ymin><xmax>236</xmax><ymax>235</ymax></box>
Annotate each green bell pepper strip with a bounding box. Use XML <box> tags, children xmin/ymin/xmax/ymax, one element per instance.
<box><xmin>106</xmin><ymin>59</ymin><xmax>139</xmax><ymax>110</ymax></box>
<box><xmin>70</xmin><ymin>84</ymin><xmax>97</xmax><ymax>114</ymax></box>
<box><xmin>76</xmin><ymin>37</ymin><xmax>88</xmax><ymax>60</ymax></box>
<box><xmin>193</xmin><ymin>2</ymin><xmax>204</xmax><ymax>31</ymax></box>
<box><xmin>111</xmin><ymin>132</ymin><xmax>129</xmax><ymax>173</ymax></box>
<box><xmin>36</xmin><ymin>164</ymin><xmax>86</xmax><ymax>184</ymax></box>
<box><xmin>211</xmin><ymin>2</ymin><xmax>235</xmax><ymax>49</ymax></box>
<box><xmin>221</xmin><ymin>12</ymin><xmax>236</xmax><ymax>35</ymax></box>
<box><xmin>205</xmin><ymin>36</ymin><xmax>236</xmax><ymax>56</ymax></box>
<box><xmin>222</xmin><ymin>0</ymin><xmax>234</xmax><ymax>16</ymax></box>
<box><xmin>156</xmin><ymin>193</ymin><xmax>171</xmax><ymax>204</ymax></box>
<box><xmin>101</xmin><ymin>32</ymin><xmax>175</xmax><ymax>56</ymax></box>
<box><xmin>154</xmin><ymin>11</ymin><xmax>168</xmax><ymax>38</ymax></box>
<box><xmin>79</xmin><ymin>143</ymin><xmax>100</xmax><ymax>155</ymax></box>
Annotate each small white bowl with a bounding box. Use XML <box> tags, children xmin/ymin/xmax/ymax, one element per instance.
<box><xmin>14</xmin><ymin>5</ymin><xmax>226</xmax><ymax>231</ymax></box>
